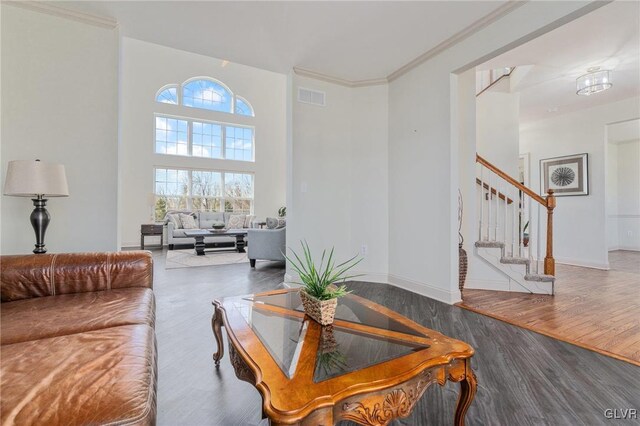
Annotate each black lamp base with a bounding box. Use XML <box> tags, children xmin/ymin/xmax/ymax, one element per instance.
<box><xmin>30</xmin><ymin>195</ymin><xmax>50</xmax><ymax>254</ymax></box>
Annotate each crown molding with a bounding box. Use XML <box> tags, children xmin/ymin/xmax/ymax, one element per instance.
<box><xmin>295</xmin><ymin>0</ymin><xmax>526</xmax><ymax>87</ymax></box>
<box><xmin>387</xmin><ymin>0</ymin><xmax>526</xmax><ymax>82</ymax></box>
<box><xmin>3</xmin><ymin>1</ymin><xmax>118</xmax><ymax>29</ymax></box>
<box><xmin>293</xmin><ymin>67</ymin><xmax>388</xmax><ymax>88</ymax></box>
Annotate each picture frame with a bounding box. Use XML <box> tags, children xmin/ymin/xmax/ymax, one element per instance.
<box><xmin>540</xmin><ymin>153</ymin><xmax>589</xmax><ymax>197</ymax></box>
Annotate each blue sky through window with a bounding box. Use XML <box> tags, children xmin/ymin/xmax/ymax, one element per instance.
<box><xmin>156</xmin><ymin>87</ymin><xmax>178</xmax><ymax>104</ymax></box>
<box><xmin>235</xmin><ymin>97</ymin><xmax>254</xmax><ymax>116</ymax></box>
<box><xmin>183</xmin><ymin>79</ymin><xmax>232</xmax><ymax>113</ymax></box>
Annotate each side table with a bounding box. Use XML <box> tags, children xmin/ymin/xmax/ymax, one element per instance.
<box><xmin>140</xmin><ymin>224</ymin><xmax>163</xmax><ymax>250</ymax></box>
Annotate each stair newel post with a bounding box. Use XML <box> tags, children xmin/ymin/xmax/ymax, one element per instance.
<box><xmin>544</xmin><ymin>189</ymin><xmax>556</xmax><ymax>276</ymax></box>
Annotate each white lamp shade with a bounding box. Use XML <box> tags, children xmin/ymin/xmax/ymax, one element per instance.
<box><xmin>3</xmin><ymin>160</ymin><xmax>69</xmax><ymax>197</ymax></box>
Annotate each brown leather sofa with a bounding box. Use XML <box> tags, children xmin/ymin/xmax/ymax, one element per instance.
<box><xmin>0</xmin><ymin>251</ymin><xmax>157</xmax><ymax>426</ymax></box>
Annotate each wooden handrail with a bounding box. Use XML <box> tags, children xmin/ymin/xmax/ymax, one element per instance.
<box><xmin>476</xmin><ymin>154</ymin><xmax>546</xmax><ymax>205</ymax></box>
<box><xmin>476</xmin><ymin>153</ymin><xmax>556</xmax><ymax>276</ymax></box>
<box><xmin>476</xmin><ymin>67</ymin><xmax>516</xmax><ymax>97</ymax></box>
<box><xmin>475</xmin><ymin>178</ymin><xmax>513</xmax><ymax>204</ymax></box>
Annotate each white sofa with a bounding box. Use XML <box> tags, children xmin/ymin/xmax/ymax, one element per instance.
<box><xmin>166</xmin><ymin>211</ymin><xmax>253</xmax><ymax>250</ymax></box>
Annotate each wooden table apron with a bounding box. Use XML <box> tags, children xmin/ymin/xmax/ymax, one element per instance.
<box><xmin>211</xmin><ymin>290</ymin><xmax>477</xmax><ymax>426</ymax></box>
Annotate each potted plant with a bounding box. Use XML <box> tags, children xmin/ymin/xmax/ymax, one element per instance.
<box><xmin>284</xmin><ymin>241</ymin><xmax>362</xmax><ymax>325</ymax></box>
<box><xmin>278</xmin><ymin>206</ymin><xmax>286</xmax><ymax>218</ymax></box>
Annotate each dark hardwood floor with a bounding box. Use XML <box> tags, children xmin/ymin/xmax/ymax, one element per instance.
<box><xmin>150</xmin><ymin>250</ymin><xmax>640</xmax><ymax>425</ymax></box>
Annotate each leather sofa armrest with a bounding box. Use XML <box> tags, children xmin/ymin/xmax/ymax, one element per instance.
<box><xmin>1</xmin><ymin>251</ymin><xmax>153</xmax><ymax>303</ymax></box>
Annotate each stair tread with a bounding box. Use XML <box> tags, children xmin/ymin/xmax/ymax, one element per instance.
<box><xmin>475</xmin><ymin>241</ymin><xmax>505</xmax><ymax>248</ymax></box>
<box><xmin>524</xmin><ymin>273</ymin><xmax>555</xmax><ymax>283</ymax></box>
<box><xmin>500</xmin><ymin>257</ymin><xmax>530</xmax><ymax>265</ymax></box>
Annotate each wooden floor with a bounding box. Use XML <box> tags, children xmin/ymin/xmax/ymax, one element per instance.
<box><xmin>458</xmin><ymin>250</ymin><xmax>640</xmax><ymax>366</ymax></box>
<box><xmin>149</xmin><ymin>249</ymin><xmax>640</xmax><ymax>425</ymax></box>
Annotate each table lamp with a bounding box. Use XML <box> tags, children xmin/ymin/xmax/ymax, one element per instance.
<box><xmin>3</xmin><ymin>159</ymin><xmax>69</xmax><ymax>253</ymax></box>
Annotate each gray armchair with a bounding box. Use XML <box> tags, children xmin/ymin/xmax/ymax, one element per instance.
<box><xmin>247</xmin><ymin>227</ymin><xmax>286</xmax><ymax>267</ymax></box>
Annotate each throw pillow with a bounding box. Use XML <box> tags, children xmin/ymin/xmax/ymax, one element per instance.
<box><xmin>276</xmin><ymin>218</ymin><xmax>286</xmax><ymax>229</ymax></box>
<box><xmin>165</xmin><ymin>213</ymin><xmax>181</xmax><ymax>229</ymax></box>
<box><xmin>227</xmin><ymin>214</ymin><xmax>246</xmax><ymax>229</ymax></box>
<box><xmin>266</xmin><ymin>217</ymin><xmax>278</xmax><ymax>229</ymax></box>
<box><xmin>179</xmin><ymin>213</ymin><xmax>198</xmax><ymax>229</ymax></box>
<box><xmin>244</xmin><ymin>215</ymin><xmax>255</xmax><ymax>228</ymax></box>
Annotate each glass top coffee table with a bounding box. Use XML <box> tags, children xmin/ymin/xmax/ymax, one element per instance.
<box><xmin>211</xmin><ymin>289</ymin><xmax>476</xmax><ymax>425</ymax></box>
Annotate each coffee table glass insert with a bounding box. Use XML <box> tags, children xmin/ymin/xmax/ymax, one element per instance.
<box><xmin>232</xmin><ymin>300</ymin><xmax>427</xmax><ymax>382</ymax></box>
<box><xmin>248</xmin><ymin>291</ymin><xmax>425</xmax><ymax>337</ymax></box>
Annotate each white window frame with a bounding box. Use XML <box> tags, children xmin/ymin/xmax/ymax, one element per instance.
<box><xmin>153</xmin><ymin>166</ymin><xmax>254</xmax><ymax>218</ymax></box>
<box><xmin>153</xmin><ymin>114</ymin><xmax>255</xmax><ymax>162</ymax></box>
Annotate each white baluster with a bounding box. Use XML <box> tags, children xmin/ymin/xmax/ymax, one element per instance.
<box><xmin>504</xmin><ymin>183</ymin><xmax>508</xmax><ymax>246</ymax></box>
<box><xmin>495</xmin><ymin>181</ymin><xmax>500</xmax><ymax>241</ymax></box>
<box><xmin>512</xmin><ymin>192</ymin><xmax>517</xmax><ymax>257</ymax></box>
<box><xmin>487</xmin><ymin>172</ymin><xmax>493</xmax><ymax>241</ymax></box>
<box><xmin>528</xmin><ymin>196</ymin><xmax>532</xmax><ymax>267</ymax></box>
<box><xmin>537</xmin><ymin>202</ymin><xmax>541</xmax><ymax>274</ymax></box>
<box><xmin>479</xmin><ymin>165</ymin><xmax>484</xmax><ymax>241</ymax></box>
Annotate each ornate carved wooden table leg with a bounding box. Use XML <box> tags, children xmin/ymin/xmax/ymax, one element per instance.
<box><xmin>453</xmin><ymin>360</ymin><xmax>477</xmax><ymax>426</ymax></box>
<box><xmin>212</xmin><ymin>301</ymin><xmax>224</xmax><ymax>366</ymax></box>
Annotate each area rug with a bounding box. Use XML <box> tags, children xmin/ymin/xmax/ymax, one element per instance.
<box><xmin>166</xmin><ymin>249</ymin><xmax>251</xmax><ymax>269</ymax></box>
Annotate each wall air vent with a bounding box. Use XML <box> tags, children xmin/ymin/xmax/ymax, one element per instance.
<box><xmin>297</xmin><ymin>87</ymin><xmax>326</xmax><ymax>106</ymax></box>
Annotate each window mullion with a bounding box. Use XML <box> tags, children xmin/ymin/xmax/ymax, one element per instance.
<box><xmin>188</xmin><ymin>120</ymin><xmax>193</xmax><ymax>156</ymax></box>
<box><xmin>187</xmin><ymin>170</ymin><xmax>193</xmax><ymax>210</ymax></box>
<box><xmin>221</xmin><ymin>172</ymin><xmax>226</xmax><ymax>213</ymax></box>
<box><xmin>222</xmin><ymin>125</ymin><xmax>226</xmax><ymax>160</ymax></box>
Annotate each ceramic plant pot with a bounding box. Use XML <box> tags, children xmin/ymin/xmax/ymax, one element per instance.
<box><xmin>299</xmin><ymin>290</ymin><xmax>338</xmax><ymax>326</ymax></box>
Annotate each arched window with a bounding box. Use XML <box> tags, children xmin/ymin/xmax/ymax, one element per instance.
<box><xmin>153</xmin><ymin>77</ymin><xmax>256</xmax><ymax>219</ymax></box>
<box><xmin>156</xmin><ymin>86</ymin><xmax>178</xmax><ymax>104</ymax></box>
<box><xmin>235</xmin><ymin>96</ymin><xmax>254</xmax><ymax>117</ymax></box>
<box><xmin>182</xmin><ymin>79</ymin><xmax>232</xmax><ymax>113</ymax></box>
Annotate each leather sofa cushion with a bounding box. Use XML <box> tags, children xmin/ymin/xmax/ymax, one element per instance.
<box><xmin>1</xmin><ymin>324</ymin><xmax>156</xmax><ymax>426</ymax></box>
<box><xmin>1</xmin><ymin>288</ymin><xmax>155</xmax><ymax>345</ymax></box>
<box><xmin>1</xmin><ymin>251</ymin><xmax>153</xmax><ymax>303</ymax></box>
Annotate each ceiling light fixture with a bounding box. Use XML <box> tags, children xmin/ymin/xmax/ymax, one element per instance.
<box><xmin>576</xmin><ymin>67</ymin><xmax>612</xmax><ymax>96</ymax></box>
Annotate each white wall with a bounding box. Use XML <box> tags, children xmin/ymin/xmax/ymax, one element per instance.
<box><xmin>608</xmin><ymin>139</ymin><xmax>640</xmax><ymax>251</ymax></box>
<box><xmin>387</xmin><ymin>1</ymin><xmax>599</xmax><ymax>303</ymax></box>
<box><xmin>1</xmin><ymin>4</ymin><xmax>119</xmax><ymax>254</ymax></box>
<box><xmin>520</xmin><ymin>97</ymin><xmax>640</xmax><ymax>269</ymax></box>
<box><xmin>607</xmin><ymin>142</ymin><xmax>620</xmax><ymax>249</ymax></box>
<box><xmin>289</xmin><ymin>75</ymin><xmax>388</xmax><ymax>282</ymax></box>
<box><xmin>476</xmin><ymin>91</ymin><xmax>520</xmax><ymax>177</ymax></box>
<box><xmin>119</xmin><ymin>38</ymin><xmax>287</xmax><ymax>247</ymax></box>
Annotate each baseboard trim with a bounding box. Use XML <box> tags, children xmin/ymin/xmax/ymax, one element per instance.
<box><xmin>288</xmin><ymin>271</ymin><xmax>460</xmax><ymax>305</ymax></box>
<box><xmin>608</xmin><ymin>247</ymin><xmax>640</xmax><ymax>252</ymax></box>
<box><xmin>555</xmin><ymin>258</ymin><xmax>610</xmax><ymax>270</ymax></box>
<box><xmin>388</xmin><ymin>274</ymin><xmax>461</xmax><ymax>305</ymax></box>
<box><xmin>285</xmin><ymin>271</ymin><xmax>389</xmax><ymax>285</ymax></box>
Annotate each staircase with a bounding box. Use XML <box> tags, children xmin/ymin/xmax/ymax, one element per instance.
<box><xmin>476</xmin><ymin>67</ymin><xmax>515</xmax><ymax>96</ymax></box>
<box><xmin>473</xmin><ymin>154</ymin><xmax>557</xmax><ymax>295</ymax></box>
